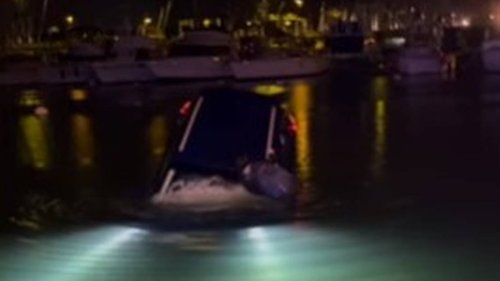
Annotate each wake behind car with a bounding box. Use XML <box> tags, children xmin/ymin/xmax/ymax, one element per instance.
<box><xmin>152</xmin><ymin>88</ymin><xmax>298</xmax><ymax>211</ymax></box>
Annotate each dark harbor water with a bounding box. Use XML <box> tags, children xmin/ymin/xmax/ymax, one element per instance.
<box><xmin>0</xmin><ymin>74</ymin><xmax>499</xmax><ymax>280</ymax></box>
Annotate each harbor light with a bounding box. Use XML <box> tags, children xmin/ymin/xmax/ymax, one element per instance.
<box><xmin>461</xmin><ymin>18</ymin><xmax>471</xmax><ymax>27</ymax></box>
<box><xmin>203</xmin><ymin>18</ymin><xmax>211</xmax><ymax>28</ymax></box>
<box><xmin>65</xmin><ymin>15</ymin><xmax>75</xmax><ymax>26</ymax></box>
<box><xmin>48</xmin><ymin>26</ymin><xmax>60</xmax><ymax>34</ymax></box>
<box><xmin>143</xmin><ymin>17</ymin><xmax>153</xmax><ymax>25</ymax></box>
<box><xmin>70</xmin><ymin>89</ymin><xmax>88</xmax><ymax>102</ymax></box>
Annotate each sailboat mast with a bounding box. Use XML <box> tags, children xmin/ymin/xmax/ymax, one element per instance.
<box><xmin>38</xmin><ymin>0</ymin><xmax>49</xmax><ymax>41</ymax></box>
<box><xmin>318</xmin><ymin>1</ymin><xmax>326</xmax><ymax>33</ymax></box>
<box><xmin>192</xmin><ymin>0</ymin><xmax>198</xmax><ymax>19</ymax></box>
<box><xmin>163</xmin><ymin>0</ymin><xmax>173</xmax><ymax>31</ymax></box>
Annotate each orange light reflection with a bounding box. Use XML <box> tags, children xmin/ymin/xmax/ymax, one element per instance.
<box><xmin>290</xmin><ymin>81</ymin><xmax>315</xmax><ymax>207</ymax></box>
<box><xmin>71</xmin><ymin>113</ymin><xmax>95</xmax><ymax>168</ymax></box>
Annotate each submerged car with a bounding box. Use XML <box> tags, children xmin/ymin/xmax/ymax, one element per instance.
<box><xmin>152</xmin><ymin>88</ymin><xmax>298</xmax><ymax>208</ymax></box>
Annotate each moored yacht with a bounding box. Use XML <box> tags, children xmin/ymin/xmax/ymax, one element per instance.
<box><xmin>147</xmin><ymin>29</ymin><xmax>234</xmax><ymax>81</ymax></box>
<box><xmin>231</xmin><ymin>36</ymin><xmax>329</xmax><ymax>80</ymax></box>
<box><xmin>91</xmin><ymin>36</ymin><xmax>157</xmax><ymax>84</ymax></box>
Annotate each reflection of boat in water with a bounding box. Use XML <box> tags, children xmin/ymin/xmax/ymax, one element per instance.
<box><xmin>148</xmin><ymin>30</ymin><xmax>234</xmax><ymax>81</ymax></box>
<box><xmin>152</xmin><ymin>88</ymin><xmax>298</xmax><ymax>210</ymax></box>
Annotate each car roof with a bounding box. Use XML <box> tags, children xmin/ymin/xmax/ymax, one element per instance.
<box><xmin>172</xmin><ymin>88</ymin><xmax>284</xmax><ymax>176</ymax></box>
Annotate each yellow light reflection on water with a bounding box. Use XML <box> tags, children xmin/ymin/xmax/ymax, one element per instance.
<box><xmin>70</xmin><ymin>88</ymin><xmax>88</xmax><ymax>102</ymax></box>
<box><xmin>71</xmin><ymin>113</ymin><xmax>95</xmax><ymax>168</ymax></box>
<box><xmin>290</xmin><ymin>81</ymin><xmax>314</xmax><ymax>207</ymax></box>
<box><xmin>18</xmin><ymin>90</ymin><xmax>43</xmax><ymax>107</ymax></box>
<box><xmin>253</xmin><ymin>84</ymin><xmax>287</xmax><ymax>96</ymax></box>
<box><xmin>18</xmin><ymin>115</ymin><xmax>52</xmax><ymax>170</ymax></box>
<box><xmin>290</xmin><ymin>82</ymin><xmax>312</xmax><ymax>182</ymax></box>
<box><xmin>148</xmin><ymin>115</ymin><xmax>169</xmax><ymax>164</ymax></box>
<box><xmin>371</xmin><ymin>76</ymin><xmax>389</xmax><ymax>181</ymax></box>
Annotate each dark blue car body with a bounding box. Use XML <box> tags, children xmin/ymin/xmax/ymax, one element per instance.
<box><xmin>154</xmin><ymin>88</ymin><xmax>296</xmax><ymax>200</ymax></box>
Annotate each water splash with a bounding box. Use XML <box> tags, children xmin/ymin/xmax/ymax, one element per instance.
<box><xmin>152</xmin><ymin>176</ymin><xmax>270</xmax><ymax>212</ymax></box>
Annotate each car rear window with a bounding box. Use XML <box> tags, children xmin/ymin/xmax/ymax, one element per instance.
<box><xmin>174</xmin><ymin>92</ymin><xmax>275</xmax><ymax>174</ymax></box>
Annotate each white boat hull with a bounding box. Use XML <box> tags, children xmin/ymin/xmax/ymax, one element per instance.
<box><xmin>0</xmin><ymin>57</ymin><xmax>330</xmax><ymax>85</ymax></box>
<box><xmin>0</xmin><ymin>66</ymin><xmax>40</xmax><ymax>85</ymax></box>
<box><xmin>92</xmin><ymin>62</ymin><xmax>155</xmax><ymax>83</ymax></box>
<box><xmin>148</xmin><ymin>57</ymin><xmax>232</xmax><ymax>80</ymax></box>
<box><xmin>0</xmin><ymin>64</ymin><xmax>92</xmax><ymax>85</ymax></box>
<box><xmin>483</xmin><ymin>51</ymin><xmax>500</xmax><ymax>72</ymax></box>
<box><xmin>397</xmin><ymin>48</ymin><xmax>442</xmax><ymax>75</ymax></box>
<box><xmin>482</xmin><ymin>40</ymin><xmax>500</xmax><ymax>72</ymax></box>
<box><xmin>231</xmin><ymin>57</ymin><xmax>329</xmax><ymax>80</ymax></box>
<box><xmin>40</xmin><ymin>64</ymin><xmax>92</xmax><ymax>84</ymax></box>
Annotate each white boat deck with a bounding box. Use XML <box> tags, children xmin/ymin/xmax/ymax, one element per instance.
<box><xmin>231</xmin><ymin>57</ymin><xmax>330</xmax><ymax>80</ymax></box>
<box><xmin>0</xmin><ymin>56</ymin><xmax>331</xmax><ymax>85</ymax></box>
<box><xmin>0</xmin><ymin>63</ymin><xmax>93</xmax><ymax>85</ymax></box>
<box><xmin>148</xmin><ymin>57</ymin><xmax>233</xmax><ymax>80</ymax></box>
<box><xmin>92</xmin><ymin>62</ymin><xmax>155</xmax><ymax>83</ymax></box>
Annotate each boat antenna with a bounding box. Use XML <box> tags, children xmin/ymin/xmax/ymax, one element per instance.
<box><xmin>162</xmin><ymin>0</ymin><xmax>173</xmax><ymax>31</ymax></box>
<box><xmin>38</xmin><ymin>0</ymin><xmax>49</xmax><ymax>41</ymax></box>
<box><xmin>192</xmin><ymin>0</ymin><xmax>198</xmax><ymax>20</ymax></box>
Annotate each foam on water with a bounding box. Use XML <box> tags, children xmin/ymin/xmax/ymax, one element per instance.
<box><xmin>152</xmin><ymin>176</ymin><xmax>273</xmax><ymax>212</ymax></box>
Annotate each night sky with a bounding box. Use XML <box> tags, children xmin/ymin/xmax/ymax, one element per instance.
<box><xmin>0</xmin><ymin>0</ymin><xmax>332</xmax><ymax>28</ymax></box>
<box><xmin>0</xmin><ymin>0</ymin><xmax>491</xmax><ymax>33</ymax></box>
<box><xmin>50</xmin><ymin>0</ymin><xmax>487</xmax><ymax>22</ymax></box>
<box><xmin>55</xmin><ymin>0</ymin><xmax>309</xmax><ymax>26</ymax></box>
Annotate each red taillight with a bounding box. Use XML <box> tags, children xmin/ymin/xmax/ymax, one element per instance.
<box><xmin>288</xmin><ymin>115</ymin><xmax>298</xmax><ymax>134</ymax></box>
<box><xmin>179</xmin><ymin>100</ymin><xmax>193</xmax><ymax>116</ymax></box>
